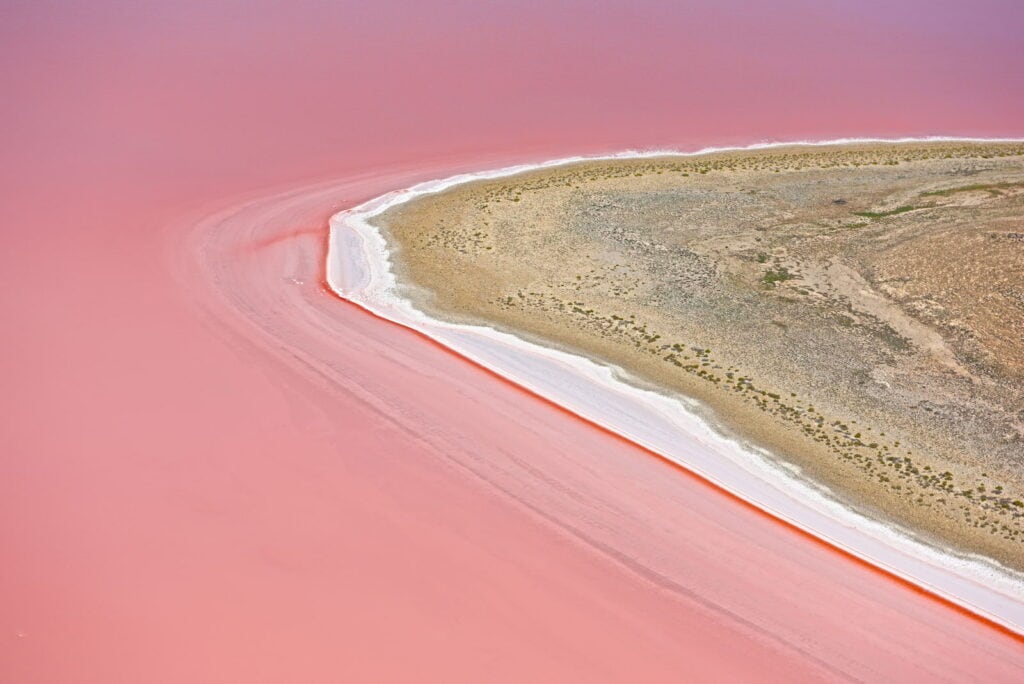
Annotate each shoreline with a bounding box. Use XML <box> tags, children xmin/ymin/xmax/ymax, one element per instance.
<box><xmin>326</xmin><ymin>137</ymin><xmax>1024</xmax><ymax>633</ymax></box>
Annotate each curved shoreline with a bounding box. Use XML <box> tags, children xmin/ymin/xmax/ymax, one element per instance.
<box><xmin>326</xmin><ymin>137</ymin><xmax>1024</xmax><ymax>633</ymax></box>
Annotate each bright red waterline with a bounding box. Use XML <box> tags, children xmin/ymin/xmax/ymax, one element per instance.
<box><xmin>2</xmin><ymin>1</ymin><xmax>1023</xmax><ymax>681</ymax></box>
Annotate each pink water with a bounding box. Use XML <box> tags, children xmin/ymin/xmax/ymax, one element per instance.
<box><xmin>3</xmin><ymin>2</ymin><xmax>1024</xmax><ymax>681</ymax></box>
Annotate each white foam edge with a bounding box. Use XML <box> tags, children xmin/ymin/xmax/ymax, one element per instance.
<box><xmin>327</xmin><ymin>137</ymin><xmax>1024</xmax><ymax>633</ymax></box>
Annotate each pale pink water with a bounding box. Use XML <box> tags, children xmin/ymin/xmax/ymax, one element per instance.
<box><xmin>3</xmin><ymin>2</ymin><xmax>1024</xmax><ymax>681</ymax></box>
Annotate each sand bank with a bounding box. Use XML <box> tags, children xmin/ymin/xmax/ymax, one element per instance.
<box><xmin>328</xmin><ymin>138</ymin><xmax>1024</xmax><ymax>633</ymax></box>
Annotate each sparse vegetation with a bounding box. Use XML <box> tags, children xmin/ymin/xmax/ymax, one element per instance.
<box><xmin>853</xmin><ymin>205</ymin><xmax>916</xmax><ymax>219</ymax></box>
<box><xmin>920</xmin><ymin>181</ymin><xmax>1024</xmax><ymax>197</ymax></box>
<box><xmin>762</xmin><ymin>267</ymin><xmax>794</xmax><ymax>286</ymax></box>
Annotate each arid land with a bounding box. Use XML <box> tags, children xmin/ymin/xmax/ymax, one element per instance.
<box><xmin>373</xmin><ymin>142</ymin><xmax>1024</xmax><ymax>570</ymax></box>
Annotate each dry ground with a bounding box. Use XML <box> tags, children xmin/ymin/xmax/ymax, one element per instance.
<box><xmin>375</xmin><ymin>142</ymin><xmax>1024</xmax><ymax>569</ymax></box>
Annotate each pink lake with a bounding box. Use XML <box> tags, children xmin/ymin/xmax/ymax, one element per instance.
<box><xmin>2</xmin><ymin>1</ymin><xmax>1024</xmax><ymax>681</ymax></box>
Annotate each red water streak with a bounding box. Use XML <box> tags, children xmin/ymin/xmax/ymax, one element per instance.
<box><xmin>3</xmin><ymin>2</ymin><xmax>1024</xmax><ymax>681</ymax></box>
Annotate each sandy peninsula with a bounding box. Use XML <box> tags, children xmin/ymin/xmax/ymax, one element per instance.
<box><xmin>370</xmin><ymin>141</ymin><xmax>1024</xmax><ymax>571</ymax></box>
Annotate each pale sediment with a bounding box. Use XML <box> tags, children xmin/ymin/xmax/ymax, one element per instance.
<box><xmin>328</xmin><ymin>138</ymin><xmax>1024</xmax><ymax>631</ymax></box>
